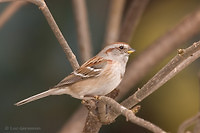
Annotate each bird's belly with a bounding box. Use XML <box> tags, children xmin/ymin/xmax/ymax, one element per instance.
<box><xmin>68</xmin><ymin>71</ymin><xmax>122</xmax><ymax>99</ymax></box>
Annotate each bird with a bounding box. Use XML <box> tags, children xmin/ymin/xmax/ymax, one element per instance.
<box><xmin>15</xmin><ymin>42</ymin><xmax>135</xmax><ymax>106</ymax></box>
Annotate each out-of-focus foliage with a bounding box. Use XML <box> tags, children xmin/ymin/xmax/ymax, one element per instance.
<box><xmin>0</xmin><ymin>0</ymin><xmax>199</xmax><ymax>133</ymax></box>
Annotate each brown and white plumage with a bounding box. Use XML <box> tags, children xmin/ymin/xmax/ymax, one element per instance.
<box><xmin>15</xmin><ymin>42</ymin><xmax>135</xmax><ymax>106</ymax></box>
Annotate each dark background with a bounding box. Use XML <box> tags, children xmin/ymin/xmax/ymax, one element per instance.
<box><xmin>0</xmin><ymin>0</ymin><xmax>200</xmax><ymax>132</ymax></box>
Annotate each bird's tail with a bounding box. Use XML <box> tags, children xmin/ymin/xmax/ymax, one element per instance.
<box><xmin>15</xmin><ymin>89</ymin><xmax>57</xmax><ymax>106</ymax></box>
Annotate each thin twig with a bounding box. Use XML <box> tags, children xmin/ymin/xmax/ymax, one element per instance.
<box><xmin>117</xmin><ymin>8</ymin><xmax>200</xmax><ymax>100</ymax></box>
<box><xmin>0</xmin><ymin>0</ymin><xmax>79</xmax><ymax>70</ymax></box>
<box><xmin>72</xmin><ymin>0</ymin><xmax>92</xmax><ymax>63</ymax></box>
<box><xmin>119</xmin><ymin>0</ymin><xmax>150</xmax><ymax>42</ymax></box>
<box><xmin>178</xmin><ymin>112</ymin><xmax>200</xmax><ymax>133</ymax></box>
<box><xmin>104</xmin><ymin>0</ymin><xmax>125</xmax><ymax>45</ymax></box>
<box><xmin>194</xmin><ymin>118</ymin><xmax>200</xmax><ymax>133</ymax></box>
<box><xmin>0</xmin><ymin>1</ymin><xmax>26</xmax><ymax>28</ymax></box>
<box><xmin>193</xmin><ymin>71</ymin><xmax>200</xmax><ymax>133</ymax></box>
<box><xmin>98</xmin><ymin>96</ymin><xmax>166</xmax><ymax>133</ymax></box>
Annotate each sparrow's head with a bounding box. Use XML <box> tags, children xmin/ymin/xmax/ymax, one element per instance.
<box><xmin>98</xmin><ymin>42</ymin><xmax>135</xmax><ymax>63</ymax></box>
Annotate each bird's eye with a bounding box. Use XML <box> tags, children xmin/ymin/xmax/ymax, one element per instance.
<box><xmin>119</xmin><ymin>46</ymin><xmax>124</xmax><ymax>49</ymax></box>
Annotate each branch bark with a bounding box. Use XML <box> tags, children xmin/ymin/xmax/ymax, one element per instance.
<box><xmin>72</xmin><ymin>0</ymin><xmax>92</xmax><ymax>63</ymax></box>
<box><xmin>0</xmin><ymin>0</ymin><xmax>80</xmax><ymax>70</ymax></box>
<box><xmin>104</xmin><ymin>0</ymin><xmax>125</xmax><ymax>45</ymax></box>
<box><xmin>0</xmin><ymin>1</ymin><xmax>26</xmax><ymax>28</ymax></box>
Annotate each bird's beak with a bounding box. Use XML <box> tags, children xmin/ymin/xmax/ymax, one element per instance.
<box><xmin>127</xmin><ymin>48</ymin><xmax>135</xmax><ymax>54</ymax></box>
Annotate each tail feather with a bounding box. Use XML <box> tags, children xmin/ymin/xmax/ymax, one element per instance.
<box><xmin>15</xmin><ymin>89</ymin><xmax>56</xmax><ymax>106</ymax></box>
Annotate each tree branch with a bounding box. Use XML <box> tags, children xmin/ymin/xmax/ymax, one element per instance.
<box><xmin>0</xmin><ymin>1</ymin><xmax>26</xmax><ymax>28</ymax></box>
<box><xmin>98</xmin><ymin>96</ymin><xmax>167</xmax><ymax>133</ymax></box>
<box><xmin>119</xmin><ymin>0</ymin><xmax>150</xmax><ymax>42</ymax></box>
<box><xmin>104</xmin><ymin>0</ymin><xmax>125</xmax><ymax>45</ymax></box>
<box><xmin>178</xmin><ymin>112</ymin><xmax>200</xmax><ymax>133</ymax></box>
<box><xmin>194</xmin><ymin>116</ymin><xmax>200</xmax><ymax>133</ymax></box>
<box><xmin>72</xmin><ymin>0</ymin><xmax>92</xmax><ymax>63</ymax></box>
<box><xmin>192</xmin><ymin>71</ymin><xmax>200</xmax><ymax>133</ymax></box>
<box><xmin>0</xmin><ymin>0</ymin><xmax>80</xmax><ymax>70</ymax></box>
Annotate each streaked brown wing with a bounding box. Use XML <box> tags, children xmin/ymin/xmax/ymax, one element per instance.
<box><xmin>54</xmin><ymin>57</ymin><xmax>108</xmax><ymax>88</ymax></box>
<box><xmin>54</xmin><ymin>73</ymin><xmax>84</xmax><ymax>88</ymax></box>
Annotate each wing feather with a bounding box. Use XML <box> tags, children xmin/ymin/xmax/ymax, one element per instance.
<box><xmin>54</xmin><ymin>57</ymin><xmax>108</xmax><ymax>88</ymax></box>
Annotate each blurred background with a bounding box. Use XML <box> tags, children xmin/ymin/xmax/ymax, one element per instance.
<box><xmin>0</xmin><ymin>0</ymin><xmax>200</xmax><ymax>132</ymax></box>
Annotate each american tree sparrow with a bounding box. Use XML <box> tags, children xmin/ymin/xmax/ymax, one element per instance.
<box><xmin>15</xmin><ymin>42</ymin><xmax>135</xmax><ymax>106</ymax></box>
